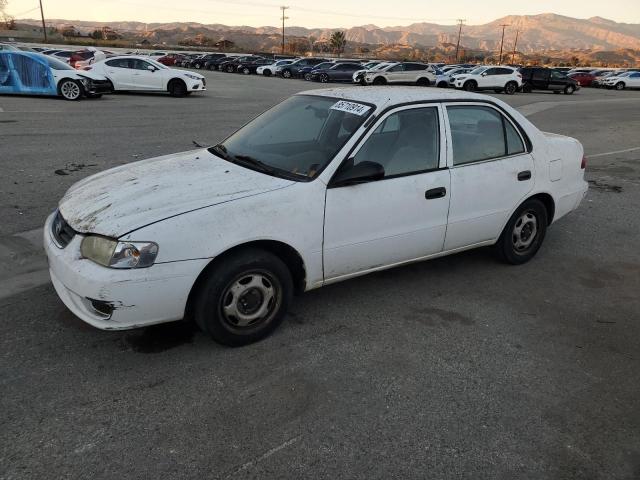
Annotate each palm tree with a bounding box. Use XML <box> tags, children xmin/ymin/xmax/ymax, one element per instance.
<box><xmin>329</xmin><ymin>31</ymin><xmax>347</xmax><ymax>57</ymax></box>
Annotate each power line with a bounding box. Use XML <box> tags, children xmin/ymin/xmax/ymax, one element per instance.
<box><xmin>280</xmin><ymin>5</ymin><xmax>289</xmax><ymax>54</ymax></box>
<box><xmin>454</xmin><ymin>19</ymin><xmax>465</xmax><ymax>62</ymax></box>
<box><xmin>497</xmin><ymin>23</ymin><xmax>509</xmax><ymax>64</ymax></box>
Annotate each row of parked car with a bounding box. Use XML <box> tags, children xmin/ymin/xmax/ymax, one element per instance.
<box><xmin>0</xmin><ymin>43</ymin><xmax>206</xmax><ymax>100</ymax></box>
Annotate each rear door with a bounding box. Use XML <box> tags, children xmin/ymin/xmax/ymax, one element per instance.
<box><xmin>628</xmin><ymin>72</ymin><xmax>640</xmax><ymax>87</ymax></box>
<box><xmin>443</xmin><ymin>103</ymin><xmax>534</xmax><ymax>250</ymax></box>
<box><xmin>103</xmin><ymin>58</ymin><xmax>133</xmax><ymax>89</ymax></box>
<box><xmin>548</xmin><ymin>70</ymin><xmax>567</xmax><ymax>90</ymax></box>
<box><xmin>385</xmin><ymin>63</ymin><xmax>405</xmax><ymax>83</ymax></box>
<box><xmin>532</xmin><ymin>69</ymin><xmax>550</xmax><ymax>89</ymax></box>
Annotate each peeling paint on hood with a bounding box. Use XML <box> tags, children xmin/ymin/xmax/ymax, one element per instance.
<box><xmin>59</xmin><ymin>149</ymin><xmax>294</xmax><ymax>238</ymax></box>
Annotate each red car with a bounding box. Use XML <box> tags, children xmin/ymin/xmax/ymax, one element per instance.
<box><xmin>157</xmin><ymin>54</ymin><xmax>186</xmax><ymax>66</ymax></box>
<box><xmin>568</xmin><ymin>72</ymin><xmax>595</xmax><ymax>87</ymax></box>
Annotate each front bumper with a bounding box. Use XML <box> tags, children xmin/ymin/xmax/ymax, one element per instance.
<box><xmin>44</xmin><ymin>212</ymin><xmax>209</xmax><ymax>330</ymax></box>
<box><xmin>185</xmin><ymin>77</ymin><xmax>206</xmax><ymax>92</ymax></box>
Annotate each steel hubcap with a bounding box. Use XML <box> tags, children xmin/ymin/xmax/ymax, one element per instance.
<box><xmin>62</xmin><ymin>82</ymin><xmax>80</xmax><ymax>98</ymax></box>
<box><xmin>221</xmin><ymin>273</ymin><xmax>279</xmax><ymax>328</ymax></box>
<box><xmin>512</xmin><ymin>211</ymin><xmax>538</xmax><ymax>252</ymax></box>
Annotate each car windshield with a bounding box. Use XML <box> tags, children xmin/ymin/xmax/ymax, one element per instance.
<box><xmin>469</xmin><ymin>66</ymin><xmax>486</xmax><ymax>75</ymax></box>
<box><xmin>46</xmin><ymin>56</ymin><xmax>74</xmax><ymax>70</ymax></box>
<box><xmin>210</xmin><ymin>95</ymin><xmax>372</xmax><ymax>181</ymax></box>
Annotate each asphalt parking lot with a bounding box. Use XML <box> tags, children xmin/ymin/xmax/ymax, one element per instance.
<box><xmin>1</xmin><ymin>71</ymin><xmax>640</xmax><ymax>479</ymax></box>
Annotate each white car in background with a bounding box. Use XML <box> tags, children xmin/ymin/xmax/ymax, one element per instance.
<box><xmin>364</xmin><ymin>62</ymin><xmax>438</xmax><ymax>86</ymax></box>
<box><xmin>603</xmin><ymin>71</ymin><xmax>640</xmax><ymax>90</ymax></box>
<box><xmin>45</xmin><ymin>88</ymin><xmax>587</xmax><ymax>346</ymax></box>
<box><xmin>353</xmin><ymin>62</ymin><xmax>392</xmax><ymax>84</ymax></box>
<box><xmin>86</xmin><ymin>55</ymin><xmax>205</xmax><ymax>96</ymax></box>
<box><xmin>257</xmin><ymin>59</ymin><xmax>295</xmax><ymax>77</ymax></box>
<box><xmin>454</xmin><ymin>66</ymin><xmax>522</xmax><ymax>94</ymax></box>
<box><xmin>436</xmin><ymin>67</ymin><xmax>472</xmax><ymax>88</ymax></box>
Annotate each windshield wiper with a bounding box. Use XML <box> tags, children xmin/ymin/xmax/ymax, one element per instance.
<box><xmin>232</xmin><ymin>155</ymin><xmax>277</xmax><ymax>175</ymax></box>
<box><xmin>210</xmin><ymin>143</ymin><xmax>230</xmax><ymax>160</ymax></box>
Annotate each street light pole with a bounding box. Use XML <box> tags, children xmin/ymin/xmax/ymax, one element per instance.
<box><xmin>498</xmin><ymin>23</ymin><xmax>509</xmax><ymax>64</ymax></box>
<box><xmin>280</xmin><ymin>6</ymin><xmax>289</xmax><ymax>55</ymax></box>
<box><xmin>39</xmin><ymin>0</ymin><xmax>47</xmax><ymax>42</ymax></box>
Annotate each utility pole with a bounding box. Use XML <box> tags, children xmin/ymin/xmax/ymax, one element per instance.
<box><xmin>39</xmin><ymin>0</ymin><xmax>47</xmax><ymax>42</ymax></box>
<box><xmin>511</xmin><ymin>30</ymin><xmax>519</xmax><ymax>64</ymax></box>
<box><xmin>280</xmin><ymin>6</ymin><xmax>289</xmax><ymax>55</ymax></box>
<box><xmin>498</xmin><ymin>23</ymin><xmax>509</xmax><ymax>64</ymax></box>
<box><xmin>454</xmin><ymin>19</ymin><xmax>465</xmax><ymax>62</ymax></box>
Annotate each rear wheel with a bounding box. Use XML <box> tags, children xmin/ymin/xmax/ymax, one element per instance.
<box><xmin>463</xmin><ymin>80</ymin><xmax>476</xmax><ymax>91</ymax></box>
<box><xmin>58</xmin><ymin>79</ymin><xmax>82</xmax><ymax>101</ymax></box>
<box><xmin>564</xmin><ymin>85</ymin><xmax>576</xmax><ymax>95</ymax></box>
<box><xmin>168</xmin><ymin>79</ymin><xmax>187</xmax><ymax>97</ymax></box>
<box><xmin>193</xmin><ymin>248</ymin><xmax>293</xmax><ymax>346</ymax></box>
<box><xmin>416</xmin><ymin>77</ymin><xmax>430</xmax><ymax>86</ymax></box>
<box><xmin>373</xmin><ymin>76</ymin><xmax>386</xmax><ymax>85</ymax></box>
<box><xmin>195</xmin><ymin>63</ymin><xmax>201</xmax><ymax>69</ymax></box>
<box><xmin>304</xmin><ymin>73</ymin><xmax>312</xmax><ymax>81</ymax></box>
<box><xmin>495</xmin><ymin>199</ymin><xmax>548</xmax><ymax>265</ymax></box>
<box><xmin>504</xmin><ymin>81</ymin><xmax>517</xmax><ymax>95</ymax></box>
<box><xmin>263</xmin><ymin>69</ymin><xmax>272</xmax><ymax>77</ymax></box>
<box><xmin>522</xmin><ymin>83</ymin><xmax>532</xmax><ymax>93</ymax></box>
<box><xmin>226</xmin><ymin>65</ymin><xmax>235</xmax><ymax>73</ymax></box>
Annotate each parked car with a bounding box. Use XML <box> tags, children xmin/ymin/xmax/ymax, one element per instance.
<box><xmin>86</xmin><ymin>55</ymin><xmax>205</xmax><ymax>97</ymax></box>
<box><xmin>0</xmin><ymin>51</ymin><xmax>111</xmax><ymax>100</ymax></box>
<box><xmin>237</xmin><ymin>58</ymin><xmax>274</xmax><ymax>75</ymax></box>
<box><xmin>276</xmin><ymin>57</ymin><xmax>328</xmax><ymax>78</ymax></box>
<box><xmin>156</xmin><ymin>53</ymin><xmax>187</xmax><ymax>66</ymax></box>
<box><xmin>44</xmin><ymin>88</ymin><xmax>588</xmax><ymax>346</ymax></box>
<box><xmin>69</xmin><ymin>49</ymin><xmax>107</xmax><ymax>69</ymax></box>
<box><xmin>568</xmin><ymin>72</ymin><xmax>595</xmax><ymax>87</ymax></box>
<box><xmin>50</xmin><ymin>50</ymin><xmax>73</xmax><ymax>63</ymax></box>
<box><xmin>204</xmin><ymin>55</ymin><xmax>232</xmax><ymax>70</ymax></box>
<box><xmin>453</xmin><ymin>66</ymin><xmax>522</xmax><ymax>94</ymax></box>
<box><xmin>602</xmin><ymin>71</ymin><xmax>640</xmax><ymax>90</ymax></box>
<box><xmin>590</xmin><ymin>70</ymin><xmax>615</xmax><ymax>88</ymax></box>
<box><xmin>300</xmin><ymin>62</ymin><xmax>335</xmax><ymax>80</ymax></box>
<box><xmin>176</xmin><ymin>53</ymin><xmax>201</xmax><ymax>68</ymax></box>
<box><xmin>436</xmin><ymin>67</ymin><xmax>472</xmax><ymax>88</ymax></box>
<box><xmin>363</xmin><ymin>62</ymin><xmax>437</xmax><ymax>86</ymax></box>
<box><xmin>256</xmin><ymin>59</ymin><xmax>295</xmax><ymax>76</ymax></box>
<box><xmin>191</xmin><ymin>53</ymin><xmax>226</xmax><ymax>69</ymax></box>
<box><xmin>352</xmin><ymin>62</ymin><xmax>392</xmax><ymax>84</ymax></box>
<box><xmin>519</xmin><ymin>67</ymin><xmax>579</xmax><ymax>94</ymax></box>
<box><xmin>219</xmin><ymin>56</ymin><xmax>263</xmax><ymax>73</ymax></box>
<box><xmin>309</xmin><ymin>62</ymin><xmax>364</xmax><ymax>83</ymax></box>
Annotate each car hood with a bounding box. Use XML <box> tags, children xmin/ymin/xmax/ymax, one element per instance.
<box><xmin>58</xmin><ymin>149</ymin><xmax>295</xmax><ymax>238</ymax></box>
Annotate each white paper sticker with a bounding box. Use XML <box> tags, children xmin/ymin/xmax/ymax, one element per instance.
<box><xmin>330</xmin><ymin>100</ymin><xmax>371</xmax><ymax>116</ymax></box>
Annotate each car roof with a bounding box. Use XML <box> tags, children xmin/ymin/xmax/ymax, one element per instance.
<box><xmin>298</xmin><ymin>86</ymin><xmax>498</xmax><ymax>109</ymax></box>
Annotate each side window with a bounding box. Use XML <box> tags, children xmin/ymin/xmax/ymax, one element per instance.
<box><xmin>388</xmin><ymin>64</ymin><xmax>403</xmax><ymax>72</ymax></box>
<box><xmin>484</xmin><ymin>68</ymin><xmax>499</xmax><ymax>75</ymax></box>
<box><xmin>448</xmin><ymin>106</ymin><xmax>525</xmax><ymax>165</ymax></box>
<box><xmin>497</xmin><ymin>68</ymin><xmax>514</xmax><ymax>75</ymax></box>
<box><xmin>106</xmin><ymin>58</ymin><xmax>130</xmax><ymax>68</ymax></box>
<box><xmin>353</xmin><ymin>107</ymin><xmax>440</xmax><ymax>177</ymax></box>
<box><xmin>132</xmin><ymin>59</ymin><xmax>153</xmax><ymax>70</ymax></box>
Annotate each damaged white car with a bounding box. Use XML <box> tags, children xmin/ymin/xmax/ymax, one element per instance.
<box><xmin>45</xmin><ymin>88</ymin><xmax>588</xmax><ymax>346</ymax></box>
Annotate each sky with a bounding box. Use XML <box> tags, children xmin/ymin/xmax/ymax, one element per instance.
<box><xmin>6</xmin><ymin>0</ymin><xmax>640</xmax><ymax>28</ymax></box>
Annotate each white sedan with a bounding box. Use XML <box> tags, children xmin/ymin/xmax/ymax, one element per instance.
<box><xmin>256</xmin><ymin>59</ymin><xmax>295</xmax><ymax>76</ymax></box>
<box><xmin>86</xmin><ymin>55</ymin><xmax>205</xmax><ymax>96</ymax></box>
<box><xmin>45</xmin><ymin>88</ymin><xmax>588</xmax><ymax>346</ymax></box>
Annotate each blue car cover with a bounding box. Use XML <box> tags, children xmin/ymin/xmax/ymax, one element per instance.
<box><xmin>0</xmin><ymin>51</ymin><xmax>57</xmax><ymax>96</ymax></box>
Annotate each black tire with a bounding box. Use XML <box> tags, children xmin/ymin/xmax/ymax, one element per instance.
<box><xmin>226</xmin><ymin>65</ymin><xmax>234</xmax><ymax>73</ymax></box>
<box><xmin>58</xmin><ymin>79</ymin><xmax>82</xmax><ymax>101</ymax></box>
<box><xmin>504</xmin><ymin>81</ymin><xmax>517</xmax><ymax>95</ymax></box>
<box><xmin>564</xmin><ymin>85</ymin><xmax>575</xmax><ymax>95</ymax></box>
<box><xmin>282</xmin><ymin>69</ymin><xmax>292</xmax><ymax>78</ymax></box>
<box><xmin>168</xmin><ymin>79</ymin><xmax>187</xmax><ymax>97</ymax></box>
<box><xmin>522</xmin><ymin>83</ymin><xmax>532</xmax><ymax>93</ymax></box>
<box><xmin>193</xmin><ymin>248</ymin><xmax>293</xmax><ymax>346</ymax></box>
<box><xmin>615</xmin><ymin>82</ymin><xmax>625</xmax><ymax>90</ymax></box>
<box><xmin>495</xmin><ymin>199</ymin><xmax>548</xmax><ymax>265</ymax></box>
<box><xmin>463</xmin><ymin>80</ymin><xmax>476</xmax><ymax>91</ymax></box>
<box><xmin>195</xmin><ymin>63</ymin><xmax>201</xmax><ymax>69</ymax></box>
<box><xmin>437</xmin><ymin>81</ymin><xmax>448</xmax><ymax>88</ymax></box>
<box><xmin>263</xmin><ymin>69</ymin><xmax>272</xmax><ymax>77</ymax></box>
<box><xmin>242</xmin><ymin>67</ymin><xmax>250</xmax><ymax>75</ymax></box>
<box><xmin>372</xmin><ymin>76</ymin><xmax>386</xmax><ymax>85</ymax></box>
<box><xmin>416</xmin><ymin>77</ymin><xmax>430</xmax><ymax>86</ymax></box>
<box><xmin>320</xmin><ymin>73</ymin><xmax>329</xmax><ymax>83</ymax></box>
<box><xmin>208</xmin><ymin>64</ymin><xmax>216</xmax><ymax>70</ymax></box>
<box><xmin>304</xmin><ymin>73</ymin><xmax>312</xmax><ymax>81</ymax></box>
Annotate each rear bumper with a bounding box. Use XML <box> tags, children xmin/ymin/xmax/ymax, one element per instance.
<box><xmin>44</xmin><ymin>212</ymin><xmax>209</xmax><ymax>330</ymax></box>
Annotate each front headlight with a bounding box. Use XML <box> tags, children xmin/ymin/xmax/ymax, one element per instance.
<box><xmin>81</xmin><ymin>236</ymin><xmax>158</xmax><ymax>269</ymax></box>
<box><xmin>184</xmin><ymin>73</ymin><xmax>202</xmax><ymax>80</ymax></box>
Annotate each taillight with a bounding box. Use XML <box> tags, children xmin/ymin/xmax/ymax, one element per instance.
<box><xmin>581</xmin><ymin>155</ymin><xmax>587</xmax><ymax>169</ymax></box>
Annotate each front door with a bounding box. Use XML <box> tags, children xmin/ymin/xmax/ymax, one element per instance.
<box><xmin>443</xmin><ymin>103</ymin><xmax>535</xmax><ymax>250</ymax></box>
<box><xmin>130</xmin><ymin>59</ymin><xmax>164</xmax><ymax>90</ymax></box>
<box><xmin>324</xmin><ymin>105</ymin><xmax>450</xmax><ymax>281</ymax></box>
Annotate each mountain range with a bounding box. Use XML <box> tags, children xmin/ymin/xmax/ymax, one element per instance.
<box><xmin>19</xmin><ymin>13</ymin><xmax>640</xmax><ymax>53</ymax></box>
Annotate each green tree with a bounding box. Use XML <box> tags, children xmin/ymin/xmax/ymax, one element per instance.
<box><xmin>329</xmin><ymin>31</ymin><xmax>347</xmax><ymax>57</ymax></box>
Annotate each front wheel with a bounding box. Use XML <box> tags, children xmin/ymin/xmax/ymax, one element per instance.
<box><xmin>304</xmin><ymin>73</ymin><xmax>312</xmax><ymax>81</ymax></box>
<box><xmin>263</xmin><ymin>69</ymin><xmax>271</xmax><ymax>77</ymax></box>
<box><xmin>320</xmin><ymin>73</ymin><xmax>329</xmax><ymax>83</ymax></box>
<box><xmin>372</xmin><ymin>76</ymin><xmax>386</xmax><ymax>85</ymax></box>
<box><xmin>495</xmin><ymin>199</ymin><xmax>548</xmax><ymax>265</ymax></box>
<box><xmin>564</xmin><ymin>85</ymin><xmax>575</xmax><ymax>95</ymax></box>
<box><xmin>615</xmin><ymin>82</ymin><xmax>625</xmax><ymax>90</ymax></box>
<box><xmin>282</xmin><ymin>69</ymin><xmax>292</xmax><ymax>78</ymax></box>
<box><xmin>242</xmin><ymin>67</ymin><xmax>250</xmax><ymax>75</ymax></box>
<box><xmin>504</xmin><ymin>81</ymin><xmax>517</xmax><ymax>95</ymax></box>
<box><xmin>463</xmin><ymin>80</ymin><xmax>476</xmax><ymax>91</ymax></box>
<box><xmin>168</xmin><ymin>79</ymin><xmax>187</xmax><ymax>97</ymax></box>
<box><xmin>195</xmin><ymin>63</ymin><xmax>201</xmax><ymax>69</ymax></box>
<box><xmin>193</xmin><ymin>248</ymin><xmax>293</xmax><ymax>346</ymax></box>
<box><xmin>58</xmin><ymin>79</ymin><xmax>82</xmax><ymax>101</ymax></box>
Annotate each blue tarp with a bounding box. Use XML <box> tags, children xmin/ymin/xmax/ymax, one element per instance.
<box><xmin>0</xmin><ymin>51</ymin><xmax>57</xmax><ymax>95</ymax></box>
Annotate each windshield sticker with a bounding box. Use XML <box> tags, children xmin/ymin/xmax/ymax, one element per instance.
<box><xmin>330</xmin><ymin>100</ymin><xmax>371</xmax><ymax>116</ymax></box>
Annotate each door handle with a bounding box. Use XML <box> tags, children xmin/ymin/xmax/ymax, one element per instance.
<box><xmin>425</xmin><ymin>187</ymin><xmax>446</xmax><ymax>199</ymax></box>
<box><xmin>518</xmin><ymin>170</ymin><xmax>532</xmax><ymax>181</ymax></box>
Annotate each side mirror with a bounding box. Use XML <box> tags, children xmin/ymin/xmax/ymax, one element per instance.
<box><xmin>481</xmin><ymin>72</ymin><xmax>487</xmax><ymax>76</ymax></box>
<box><xmin>147</xmin><ymin>65</ymin><xmax>156</xmax><ymax>72</ymax></box>
<box><xmin>331</xmin><ymin>161</ymin><xmax>385</xmax><ymax>187</ymax></box>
